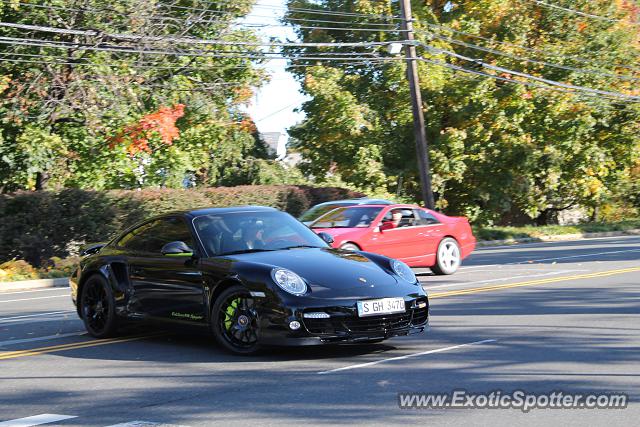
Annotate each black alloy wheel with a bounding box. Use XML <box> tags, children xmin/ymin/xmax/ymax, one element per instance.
<box><xmin>211</xmin><ymin>285</ymin><xmax>260</xmax><ymax>355</ymax></box>
<box><xmin>80</xmin><ymin>275</ymin><xmax>118</xmax><ymax>338</ymax></box>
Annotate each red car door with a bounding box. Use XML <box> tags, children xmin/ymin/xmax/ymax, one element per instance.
<box><xmin>413</xmin><ymin>208</ymin><xmax>444</xmax><ymax>261</ymax></box>
<box><xmin>368</xmin><ymin>208</ymin><xmax>424</xmax><ymax>262</ymax></box>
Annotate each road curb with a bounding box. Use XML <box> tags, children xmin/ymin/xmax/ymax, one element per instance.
<box><xmin>477</xmin><ymin>228</ymin><xmax>640</xmax><ymax>247</ymax></box>
<box><xmin>1</xmin><ymin>229</ymin><xmax>638</xmax><ymax>292</ymax></box>
<box><xmin>0</xmin><ymin>277</ymin><xmax>69</xmax><ymax>292</ymax></box>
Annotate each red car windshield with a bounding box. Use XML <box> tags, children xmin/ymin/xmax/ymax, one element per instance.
<box><xmin>310</xmin><ymin>207</ymin><xmax>383</xmax><ymax>229</ymax></box>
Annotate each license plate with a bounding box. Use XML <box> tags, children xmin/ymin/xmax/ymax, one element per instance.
<box><xmin>357</xmin><ymin>297</ymin><xmax>406</xmax><ymax>317</ymax></box>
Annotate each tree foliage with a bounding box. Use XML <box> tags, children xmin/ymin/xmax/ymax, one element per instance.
<box><xmin>285</xmin><ymin>0</ymin><xmax>640</xmax><ymax>224</ymax></box>
<box><xmin>0</xmin><ymin>0</ymin><xmax>282</xmax><ymax>191</ymax></box>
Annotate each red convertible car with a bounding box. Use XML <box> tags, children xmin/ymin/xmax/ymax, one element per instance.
<box><xmin>310</xmin><ymin>204</ymin><xmax>475</xmax><ymax>274</ymax></box>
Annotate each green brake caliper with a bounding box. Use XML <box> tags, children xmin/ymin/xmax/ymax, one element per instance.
<box><xmin>224</xmin><ymin>298</ymin><xmax>240</xmax><ymax>331</ymax></box>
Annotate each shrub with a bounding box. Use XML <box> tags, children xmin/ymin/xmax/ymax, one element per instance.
<box><xmin>0</xmin><ymin>260</ymin><xmax>39</xmax><ymax>281</ymax></box>
<box><xmin>43</xmin><ymin>256</ymin><xmax>81</xmax><ymax>278</ymax></box>
<box><xmin>0</xmin><ymin>185</ymin><xmax>361</xmax><ymax>265</ymax></box>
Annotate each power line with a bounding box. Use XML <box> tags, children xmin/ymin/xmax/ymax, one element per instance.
<box><xmin>0</xmin><ymin>35</ymin><xmax>408</xmax><ymax>62</ymax></box>
<box><xmin>0</xmin><ymin>21</ymin><xmax>405</xmax><ymax>47</ymax></box>
<box><xmin>416</xmin><ymin>23</ymin><xmax>640</xmax><ymax>73</ymax></box>
<box><xmin>234</xmin><ymin>21</ymin><xmax>405</xmax><ymax>32</ymax></box>
<box><xmin>522</xmin><ymin>0</ymin><xmax>639</xmax><ymax>25</ymax></box>
<box><xmin>255</xmin><ymin>99</ymin><xmax>306</xmax><ymax>122</ymax></box>
<box><xmin>416</xmin><ymin>56</ymin><xmax>636</xmax><ymax>105</ymax></box>
<box><xmin>139</xmin><ymin>0</ymin><xmax>402</xmax><ymax>22</ymax></box>
<box><xmin>0</xmin><ymin>35</ymin><xmax>257</xmax><ymax>59</ymax></box>
<box><xmin>418</xmin><ymin>42</ymin><xmax>640</xmax><ymax>101</ymax></box>
<box><xmin>199</xmin><ymin>0</ymin><xmax>403</xmax><ymax>21</ymax></box>
<box><xmin>154</xmin><ymin>2</ymin><xmax>399</xmax><ymax>26</ymax></box>
<box><xmin>423</xmin><ymin>31</ymin><xmax>640</xmax><ymax>83</ymax></box>
<box><xmin>0</xmin><ymin>51</ymin><xmax>387</xmax><ymax>70</ymax></box>
<box><xmin>10</xmin><ymin>1</ymin><xmax>400</xmax><ymax>31</ymax></box>
<box><xmin>6</xmin><ymin>33</ymin><xmax>634</xmax><ymax>102</ymax></box>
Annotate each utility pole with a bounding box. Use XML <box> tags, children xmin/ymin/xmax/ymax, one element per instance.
<box><xmin>399</xmin><ymin>0</ymin><xmax>435</xmax><ymax>209</ymax></box>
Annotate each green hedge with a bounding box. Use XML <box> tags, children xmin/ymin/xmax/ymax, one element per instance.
<box><xmin>0</xmin><ymin>185</ymin><xmax>364</xmax><ymax>265</ymax></box>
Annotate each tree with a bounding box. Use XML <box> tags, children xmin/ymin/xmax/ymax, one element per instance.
<box><xmin>284</xmin><ymin>0</ymin><xmax>640</xmax><ymax>224</ymax></box>
<box><xmin>0</xmin><ymin>0</ymin><xmax>272</xmax><ymax>191</ymax></box>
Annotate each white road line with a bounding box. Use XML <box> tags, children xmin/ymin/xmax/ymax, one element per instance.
<box><xmin>0</xmin><ymin>414</ymin><xmax>77</xmax><ymax>427</ymax></box>
<box><xmin>104</xmin><ymin>422</ymin><xmax>189</xmax><ymax>427</ymax></box>
<box><xmin>0</xmin><ymin>331</ymin><xmax>85</xmax><ymax>347</ymax></box>
<box><xmin>0</xmin><ymin>310</ymin><xmax>76</xmax><ymax>324</ymax></box>
<box><xmin>317</xmin><ymin>339</ymin><xmax>496</xmax><ymax>375</ymax></box>
<box><xmin>0</xmin><ymin>295</ymin><xmax>68</xmax><ymax>303</ymax></box>
<box><xmin>451</xmin><ymin>266</ymin><xmax>497</xmax><ymax>272</ymax></box>
<box><xmin>423</xmin><ymin>270</ymin><xmax>589</xmax><ymax>290</ymax></box>
<box><xmin>0</xmin><ymin>287</ymin><xmax>70</xmax><ymax>295</ymax></box>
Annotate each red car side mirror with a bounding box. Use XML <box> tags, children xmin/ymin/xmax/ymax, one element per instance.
<box><xmin>379</xmin><ymin>221</ymin><xmax>395</xmax><ymax>232</ymax></box>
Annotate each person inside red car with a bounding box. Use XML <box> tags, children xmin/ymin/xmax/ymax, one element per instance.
<box><xmin>382</xmin><ymin>209</ymin><xmax>404</xmax><ymax>229</ymax></box>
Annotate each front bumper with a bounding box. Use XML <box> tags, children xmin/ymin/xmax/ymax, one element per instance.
<box><xmin>258</xmin><ymin>296</ymin><xmax>429</xmax><ymax>346</ymax></box>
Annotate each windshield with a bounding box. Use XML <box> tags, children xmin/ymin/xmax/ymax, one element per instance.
<box><xmin>193</xmin><ymin>211</ymin><xmax>327</xmax><ymax>256</ymax></box>
<box><xmin>298</xmin><ymin>203</ymin><xmax>351</xmax><ymax>222</ymax></box>
<box><xmin>310</xmin><ymin>206</ymin><xmax>383</xmax><ymax>229</ymax></box>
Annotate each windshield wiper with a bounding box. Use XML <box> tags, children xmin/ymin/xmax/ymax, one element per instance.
<box><xmin>281</xmin><ymin>245</ymin><xmax>322</xmax><ymax>250</ymax></box>
<box><xmin>220</xmin><ymin>248</ymin><xmax>277</xmax><ymax>256</ymax></box>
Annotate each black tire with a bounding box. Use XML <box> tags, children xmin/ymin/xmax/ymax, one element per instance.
<box><xmin>211</xmin><ymin>285</ymin><xmax>261</xmax><ymax>355</ymax></box>
<box><xmin>80</xmin><ymin>274</ymin><xmax>118</xmax><ymax>338</ymax></box>
<box><xmin>431</xmin><ymin>237</ymin><xmax>461</xmax><ymax>275</ymax></box>
<box><xmin>340</xmin><ymin>242</ymin><xmax>360</xmax><ymax>251</ymax></box>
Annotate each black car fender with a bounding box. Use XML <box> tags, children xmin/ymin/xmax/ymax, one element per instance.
<box><xmin>75</xmin><ymin>256</ymin><xmax>131</xmax><ymax>317</ymax></box>
<box><xmin>205</xmin><ymin>260</ymin><xmax>290</xmax><ymax>323</ymax></box>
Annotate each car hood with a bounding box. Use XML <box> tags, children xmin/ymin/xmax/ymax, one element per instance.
<box><xmin>218</xmin><ymin>247</ymin><xmax>404</xmax><ymax>298</ymax></box>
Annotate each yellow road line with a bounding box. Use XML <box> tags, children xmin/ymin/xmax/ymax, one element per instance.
<box><xmin>429</xmin><ymin>266</ymin><xmax>640</xmax><ymax>299</ymax></box>
<box><xmin>0</xmin><ymin>333</ymin><xmax>163</xmax><ymax>360</ymax></box>
<box><xmin>2</xmin><ymin>267</ymin><xmax>639</xmax><ymax>361</ymax></box>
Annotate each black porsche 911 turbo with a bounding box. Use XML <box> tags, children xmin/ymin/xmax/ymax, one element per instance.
<box><xmin>70</xmin><ymin>206</ymin><xmax>429</xmax><ymax>354</ymax></box>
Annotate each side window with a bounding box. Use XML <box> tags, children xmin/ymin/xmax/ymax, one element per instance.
<box><xmin>151</xmin><ymin>217</ymin><xmax>195</xmax><ymax>253</ymax></box>
<box><xmin>398</xmin><ymin>209</ymin><xmax>418</xmax><ymax>227</ymax></box>
<box><xmin>118</xmin><ymin>220</ymin><xmax>159</xmax><ymax>252</ymax></box>
<box><xmin>118</xmin><ymin>217</ymin><xmax>194</xmax><ymax>254</ymax></box>
<box><xmin>416</xmin><ymin>210</ymin><xmax>441</xmax><ymax>226</ymax></box>
<box><xmin>382</xmin><ymin>209</ymin><xmax>418</xmax><ymax>227</ymax></box>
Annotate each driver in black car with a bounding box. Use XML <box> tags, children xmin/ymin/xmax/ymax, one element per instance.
<box><xmin>243</xmin><ymin>219</ymin><xmax>266</xmax><ymax>250</ymax></box>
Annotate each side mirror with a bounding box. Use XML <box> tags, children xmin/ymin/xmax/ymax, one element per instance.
<box><xmin>80</xmin><ymin>242</ymin><xmax>106</xmax><ymax>257</ymax></box>
<box><xmin>317</xmin><ymin>232</ymin><xmax>334</xmax><ymax>245</ymax></box>
<box><xmin>161</xmin><ymin>241</ymin><xmax>194</xmax><ymax>257</ymax></box>
<box><xmin>379</xmin><ymin>222</ymin><xmax>394</xmax><ymax>232</ymax></box>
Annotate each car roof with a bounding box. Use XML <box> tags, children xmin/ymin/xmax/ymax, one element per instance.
<box><xmin>159</xmin><ymin>205</ymin><xmax>279</xmax><ymax>218</ymax></box>
<box><xmin>340</xmin><ymin>203</ymin><xmax>422</xmax><ymax>209</ymax></box>
<box><xmin>314</xmin><ymin>198</ymin><xmax>394</xmax><ymax>207</ymax></box>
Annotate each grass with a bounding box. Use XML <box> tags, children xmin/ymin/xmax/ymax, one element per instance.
<box><xmin>474</xmin><ymin>219</ymin><xmax>640</xmax><ymax>242</ymax></box>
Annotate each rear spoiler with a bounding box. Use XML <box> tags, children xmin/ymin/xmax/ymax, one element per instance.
<box><xmin>79</xmin><ymin>242</ymin><xmax>106</xmax><ymax>257</ymax></box>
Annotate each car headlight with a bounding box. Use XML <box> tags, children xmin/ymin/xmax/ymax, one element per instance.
<box><xmin>391</xmin><ymin>260</ymin><xmax>417</xmax><ymax>284</ymax></box>
<box><xmin>271</xmin><ymin>268</ymin><xmax>308</xmax><ymax>295</ymax></box>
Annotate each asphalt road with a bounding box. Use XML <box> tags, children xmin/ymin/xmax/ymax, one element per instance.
<box><xmin>1</xmin><ymin>235</ymin><xmax>639</xmax><ymax>426</ymax></box>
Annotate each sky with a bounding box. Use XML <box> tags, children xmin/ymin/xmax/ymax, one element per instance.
<box><xmin>243</xmin><ymin>0</ymin><xmax>308</xmax><ymax>136</ymax></box>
